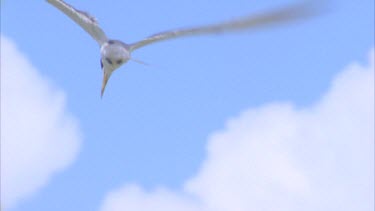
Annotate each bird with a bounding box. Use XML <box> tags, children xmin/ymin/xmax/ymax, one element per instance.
<box><xmin>46</xmin><ymin>0</ymin><xmax>320</xmax><ymax>97</ymax></box>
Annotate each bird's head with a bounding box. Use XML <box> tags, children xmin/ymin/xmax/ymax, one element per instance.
<box><xmin>100</xmin><ymin>58</ymin><xmax>122</xmax><ymax>98</ymax></box>
<box><xmin>100</xmin><ymin>41</ymin><xmax>131</xmax><ymax>97</ymax></box>
<box><xmin>100</xmin><ymin>57</ymin><xmax>130</xmax><ymax>97</ymax></box>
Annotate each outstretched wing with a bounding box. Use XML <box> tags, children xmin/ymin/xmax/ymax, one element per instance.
<box><xmin>129</xmin><ymin>1</ymin><xmax>319</xmax><ymax>52</ymax></box>
<box><xmin>47</xmin><ymin>0</ymin><xmax>108</xmax><ymax>46</ymax></box>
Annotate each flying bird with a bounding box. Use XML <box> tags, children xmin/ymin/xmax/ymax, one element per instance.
<box><xmin>46</xmin><ymin>0</ymin><xmax>319</xmax><ymax>97</ymax></box>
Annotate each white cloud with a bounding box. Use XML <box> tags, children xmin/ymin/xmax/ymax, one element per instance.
<box><xmin>0</xmin><ymin>35</ymin><xmax>82</xmax><ymax>209</ymax></box>
<box><xmin>101</xmin><ymin>185</ymin><xmax>202</xmax><ymax>211</ymax></box>
<box><xmin>100</xmin><ymin>48</ymin><xmax>374</xmax><ymax>211</ymax></box>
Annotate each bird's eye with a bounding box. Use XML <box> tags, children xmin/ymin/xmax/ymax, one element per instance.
<box><xmin>105</xmin><ymin>58</ymin><xmax>113</xmax><ymax>65</ymax></box>
<box><xmin>116</xmin><ymin>59</ymin><xmax>123</xmax><ymax>64</ymax></box>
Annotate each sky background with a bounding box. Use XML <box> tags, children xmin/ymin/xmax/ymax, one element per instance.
<box><xmin>1</xmin><ymin>0</ymin><xmax>374</xmax><ymax>211</ymax></box>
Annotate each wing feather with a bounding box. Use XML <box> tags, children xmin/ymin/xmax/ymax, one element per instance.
<box><xmin>47</xmin><ymin>0</ymin><xmax>108</xmax><ymax>46</ymax></box>
<box><xmin>129</xmin><ymin>1</ymin><xmax>320</xmax><ymax>51</ymax></box>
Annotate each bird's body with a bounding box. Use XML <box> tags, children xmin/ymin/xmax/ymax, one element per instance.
<box><xmin>46</xmin><ymin>0</ymin><xmax>320</xmax><ymax>97</ymax></box>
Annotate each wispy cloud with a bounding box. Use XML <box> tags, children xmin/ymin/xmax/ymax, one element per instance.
<box><xmin>0</xmin><ymin>35</ymin><xmax>82</xmax><ymax>209</ymax></box>
<box><xmin>100</xmin><ymin>49</ymin><xmax>374</xmax><ymax>211</ymax></box>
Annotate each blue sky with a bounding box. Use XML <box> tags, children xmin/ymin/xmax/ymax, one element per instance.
<box><xmin>1</xmin><ymin>0</ymin><xmax>374</xmax><ymax>211</ymax></box>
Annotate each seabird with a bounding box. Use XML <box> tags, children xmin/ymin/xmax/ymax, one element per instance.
<box><xmin>46</xmin><ymin>0</ymin><xmax>318</xmax><ymax>97</ymax></box>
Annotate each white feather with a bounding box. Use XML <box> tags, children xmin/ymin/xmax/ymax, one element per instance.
<box><xmin>47</xmin><ymin>0</ymin><xmax>108</xmax><ymax>46</ymax></box>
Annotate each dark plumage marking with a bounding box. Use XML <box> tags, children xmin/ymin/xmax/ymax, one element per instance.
<box><xmin>106</xmin><ymin>57</ymin><xmax>113</xmax><ymax>65</ymax></box>
<box><xmin>108</xmin><ymin>40</ymin><xmax>115</xmax><ymax>44</ymax></box>
<box><xmin>100</xmin><ymin>59</ymin><xmax>103</xmax><ymax>69</ymax></box>
<box><xmin>116</xmin><ymin>59</ymin><xmax>123</xmax><ymax>65</ymax></box>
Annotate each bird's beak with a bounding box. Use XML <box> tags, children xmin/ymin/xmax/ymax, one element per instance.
<box><xmin>101</xmin><ymin>72</ymin><xmax>111</xmax><ymax>98</ymax></box>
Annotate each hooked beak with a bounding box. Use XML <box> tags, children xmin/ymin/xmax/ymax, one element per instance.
<box><xmin>101</xmin><ymin>72</ymin><xmax>111</xmax><ymax>98</ymax></box>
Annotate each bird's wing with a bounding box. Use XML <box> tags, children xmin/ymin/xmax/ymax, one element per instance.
<box><xmin>129</xmin><ymin>1</ymin><xmax>319</xmax><ymax>52</ymax></box>
<box><xmin>47</xmin><ymin>0</ymin><xmax>108</xmax><ymax>46</ymax></box>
